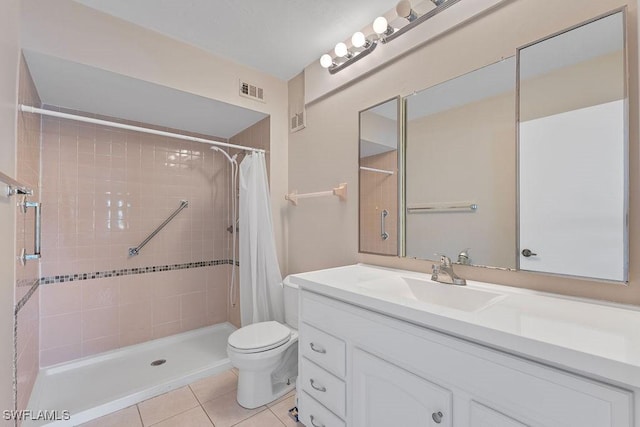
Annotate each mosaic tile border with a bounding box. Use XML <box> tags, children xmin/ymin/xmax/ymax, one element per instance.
<box><xmin>15</xmin><ymin>279</ymin><xmax>39</xmax><ymax>315</ymax></box>
<box><xmin>40</xmin><ymin>259</ymin><xmax>238</xmax><ymax>285</ymax></box>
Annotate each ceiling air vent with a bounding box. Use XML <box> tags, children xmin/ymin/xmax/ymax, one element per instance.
<box><xmin>239</xmin><ymin>80</ymin><xmax>265</xmax><ymax>103</ymax></box>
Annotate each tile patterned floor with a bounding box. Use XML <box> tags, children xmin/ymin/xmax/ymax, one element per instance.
<box><xmin>79</xmin><ymin>369</ymin><xmax>304</xmax><ymax>427</ymax></box>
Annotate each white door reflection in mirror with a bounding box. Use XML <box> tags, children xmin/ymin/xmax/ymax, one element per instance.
<box><xmin>518</xmin><ymin>10</ymin><xmax>628</xmax><ymax>281</ymax></box>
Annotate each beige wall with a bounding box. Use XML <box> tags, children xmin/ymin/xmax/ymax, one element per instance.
<box><xmin>521</xmin><ymin>51</ymin><xmax>625</xmax><ymax>121</ymax></box>
<box><xmin>0</xmin><ymin>0</ymin><xmax>20</xmax><ymax>415</ymax></box>
<box><xmin>406</xmin><ymin>89</ymin><xmax>516</xmax><ymax>268</ymax></box>
<box><xmin>289</xmin><ymin>0</ymin><xmax>640</xmax><ymax>305</ymax></box>
<box><xmin>21</xmin><ymin>0</ymin><xmax>289</xmax><ymax>275</ymax></box>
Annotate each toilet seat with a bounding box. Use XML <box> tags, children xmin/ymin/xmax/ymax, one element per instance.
<box><xmin>228</xmin><ymin>321</ymin><xmax>292</xmax><ymax>354</ymax></box>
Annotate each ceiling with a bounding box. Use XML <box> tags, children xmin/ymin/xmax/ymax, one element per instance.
<box><xmin>23</xmin><ymin>50</ymin><xmax>268</xmax><ymax>139</ymax></box>
<box><xmin>73</xmin><ymin>0</ymin><xmax>401</xmax><ymax>81</ymax></box>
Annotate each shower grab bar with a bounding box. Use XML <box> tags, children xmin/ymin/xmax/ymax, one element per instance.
<box><xmin>19</xmin><ymin>197</ymin><xmax>41</xmax><ymax>265</ymax></box>
<box><xmin>380</xmin><ymin>209</ymin><xmax>389</xmax><ymax>240</ymax></box>
<box><xmin>0</xmin><ymin>170</ymin><xmax>33</xmax><ymax>197</ymax></box>
<box><xmin>129</xmin><ymin>200</ymin><xmax>188</xmax><ymax>256</ymax></box>
<box><xmin>407</xmin><ymin>202</ymin><xmax>478</xmax><ymax>213</ymax></box>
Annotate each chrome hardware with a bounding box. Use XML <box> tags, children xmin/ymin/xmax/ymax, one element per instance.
<box><xmin>457</xmin><ymin>248</ymin><xmax>471</xmax><ymax>265</ymax></box>
<box><xmin>310</xmin><ymin>379</ymin><xmax>326</xmax><ymax>392</ymax></box>
<box><xmin>521</xmin><ymin>248</ymin><xmax>537</xmax><ymax>257</ymax></box>
<box><xmin>129</xmin><ymin>200</ymin><xmax>188</xmax><ymax>256</ymax></box>
<box><xmin>19</xmin><ymin>197</ymin><xmax>41</xmax><ymax>266</ymax></box>
<box><xmin>381</xmin><ymin>209</ymin><xmax>389</xmax><ymax>240</ymax></box>
<box><xmin>431</xmin><ymin>254</ymin><xmax>466</xmax><ymax>286</ymax></box>
<box><xmin>432</xmin><ymin>411</ymin><xmax>443</xmax><ymax>423</ymax></box>
<box><xmin>309</xmin><ymin>342</ymin><xmax>326</xmax><ymax>354</ymax></box>
<box><xmin>407</xmin><ymin>202</ymin><xmax>477</xmax><ymax>213</ymax></box>
<box><xmin>309</xmin><ymin>415</ymin><xmax>325</xmax><ymax>427</ymax></box>
<box><xmin>0</xmin><ymin>170</ymin><xmax>33</xmax><ymax>197</ymax></box>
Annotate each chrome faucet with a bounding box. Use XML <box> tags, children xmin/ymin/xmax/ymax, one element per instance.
<box><xmin>431</xmin><ymin>255</ymin><xmax>466</xmax><ymax>286</ymax></box>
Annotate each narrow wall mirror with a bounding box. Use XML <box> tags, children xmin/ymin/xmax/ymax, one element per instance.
<box><xmin>404</xmin><ymin>58</ymin><xmax>517</xmax><ymax>269</ymax></box>
<box><xmin>359</xmin><ymin>97</ymin><xmax>400</xmax><ymax>256</ymax></box>
<box><xmin>517</xmin><ymin>10</ymin><xmax>628</xmax><ymax>282</ymax></box>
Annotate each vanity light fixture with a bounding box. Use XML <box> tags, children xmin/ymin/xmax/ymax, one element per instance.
<box><xmin>318</xmin><ymin>0</ymin><xmax>461</xmax><ymax>74</ymax></box>
<box><xmin>320</xmin><ymin>34</ymin><xmax>378</xmax><ymax>74</ymax></box>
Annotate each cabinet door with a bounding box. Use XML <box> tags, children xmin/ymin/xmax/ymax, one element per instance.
<box><xmin>469</xmin><ymin>401</ymin><xmax>527</xmax><ymax>427</ymax></box>
<box><xmin>352</xmin><ymin>348</ymin><xmax>452</xmax><ymax>427</ymax></box>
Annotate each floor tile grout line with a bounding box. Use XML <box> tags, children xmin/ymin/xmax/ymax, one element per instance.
<box><xmin>136</xmin><ymin>404</ymin><xmax>144</xmax><ymax>426</ymax></box>
<box><xmin>200</xmin><ymin>400</ymin><xmax>217</xmax><ymax>427</ymax></box>
<box><xmin>140</xmin><ymin>387</ymin><xmax>201</xmax><ymax>427</ymax></box>
<box><xmin>229</xmin><ymin>406</ymin><xmax>270</xmax><ymax>427</ymax></box>
<box><xmin>267</xmin><ymin>407</ymin><xmax>288</xmax><ymax>426</ymax></box>
<box><xmin>144</xmin><ymin>403</ymin><xmax>202</xmax><ymax>427</ymax></box>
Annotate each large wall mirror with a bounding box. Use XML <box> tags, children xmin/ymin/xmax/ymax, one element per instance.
<box><xmin>518</xmin><ymin>10</ymin><xmax>628</xmax><ymax>282</ymax></box>
<box><xmin>358</xmin><ymin>9</ymin><xmax>629</xmax><ymax>283</ymax></box>
<box><xmin>405</xmin><ymin>58</ymin><xmax>517</xmax><ymax>269</ymax></box>
<box><xmin>359</xmin><ymin>97</ymin><xmax>400</xmax><ymax>256</ymax></box>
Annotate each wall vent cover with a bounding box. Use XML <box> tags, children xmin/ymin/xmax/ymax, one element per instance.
<box><xmin>290</xmin><ymin>110</ymin><xmax>306</xmax><ymax>133</ymax></box>
<box><xmin>239</xmin><ymin>80</ymin><xmax>265</xmax><ymax>103</ymax></box>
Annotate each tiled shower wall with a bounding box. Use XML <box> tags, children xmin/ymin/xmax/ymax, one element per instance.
<box><xmin>38</xmin><ymin>110</ymin><xmax>235</xmax><ymax>366</ymax></box>
<box><xmin>15</xmin><ymin>56</ymin><xmax>41</xmax><ymax>414</ymax></box>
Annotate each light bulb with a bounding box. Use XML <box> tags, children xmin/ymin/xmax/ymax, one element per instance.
<box><xmin>396</xmin><ymin>0</ymin><xmax>417</xmax><ymax>21</ymax></box>
<box><xmin>334</xmin><ymin>42</ymin><xmax>348</xmax><ymax>58</ymax></box>
<box><xmin>351</xmin><ymin>31</ymin><xmax>366</xmax><ymax>48</ymax></box>
<box><xmin>320</xmin><ymin>54</ymin><xmax>333</xmax><ymax>68</ymax></box>
<box><xmin>373</xmin><ymin>16</ymin><xmax>389</xmax><ymax>35</ymax></box>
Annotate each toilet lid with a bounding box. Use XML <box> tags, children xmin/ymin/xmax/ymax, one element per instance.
<box><xmin>228</xmin><ymin>321</ymin><xmax>291</xmax><ymax>352</ymax></box>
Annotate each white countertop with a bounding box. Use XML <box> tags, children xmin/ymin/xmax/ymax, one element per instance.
<box><xmin>290</xmin><ymin>263</ymin><xmax>640</xmax><ymax>389</ymax></box>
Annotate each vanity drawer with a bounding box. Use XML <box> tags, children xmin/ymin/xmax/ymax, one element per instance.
<box><xmin>299</xmin><ymin>391</ymin><xmax>345</xmax><ymax>427</ymax></box>
<box><xmin>300</xmin><ymin>357</ymin><xmax>346</xmax><ymax>418</ymax></box>
<box><xmin>300</xmin><ymin>322</ymin><xmax>346</xmax><ymax>378</ymax></box>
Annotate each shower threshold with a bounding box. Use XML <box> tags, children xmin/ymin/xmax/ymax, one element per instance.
<box><xmin>24</xmin><ymin>322</ymin><xmax>236</xmax><ymax>427</ymax></box>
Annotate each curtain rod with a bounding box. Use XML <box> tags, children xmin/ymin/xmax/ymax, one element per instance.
<box><xmin>19</xmin><ymin>105</ymin><xmax>265</xmax><ymax>154</ymax></box>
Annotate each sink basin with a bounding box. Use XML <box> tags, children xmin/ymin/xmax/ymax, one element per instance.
<box><xmin>357</xmin><ymin>276</ymin><xmax>504</xmax><ymax>313</ymax></box>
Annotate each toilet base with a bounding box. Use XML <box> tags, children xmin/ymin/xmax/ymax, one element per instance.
<box><xmin>236</xmin><ymin>370</ymin><xmax>296</xmax><ymax>409</ymax></box>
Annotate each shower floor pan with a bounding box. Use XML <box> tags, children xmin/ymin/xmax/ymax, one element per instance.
<box><xmin>25</xmin><ymin>322</ymin><xmax>236</xmax><ymax>427</ymax></box>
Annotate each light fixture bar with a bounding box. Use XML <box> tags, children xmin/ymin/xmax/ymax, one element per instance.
<box><xmin>382</xmin><ymin>0</ymin><xmax>462</xmax><ymax>44</ymax></box>
<box><xmin>328</xmin><ymin>41</ymin><xmax>378</xmax><ymax>75</ymax></box>
<box><xmin>320</xmin><ymin>0</ymin><xmax>463</xmax><ymax>74</ymax></box>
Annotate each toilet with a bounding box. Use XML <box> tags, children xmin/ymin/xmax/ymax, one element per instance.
<box><xmin>227</xmin><ymin>276</ymin><xmax>299</xmax><ymax>409</ymax></box>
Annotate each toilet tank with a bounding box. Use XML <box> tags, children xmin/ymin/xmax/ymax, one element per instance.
<box><xmin>283</xmin><ymin>276</ymin><xmax>299</xmax><ymax>329</ymax></box>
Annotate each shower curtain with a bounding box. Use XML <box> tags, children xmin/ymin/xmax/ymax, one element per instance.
<box><xmin>239</xmin><ymin>151</ymin><xmax>284</xmax><ymax>326</ymax></box>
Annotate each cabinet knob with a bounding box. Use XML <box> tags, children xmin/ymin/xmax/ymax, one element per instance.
<box><xmin>521</xmin><ymin>248</ymin><xmax>537</xmax><ymax>257</ymax></box>
<box><xmin>310</xmin><ymin>378</ymin><xmax>327</xmax><ymax>392</ymax></box>
<box><xmin>309</xmin><ymin>342</ymin><xmax>327</xmax><ymax>354</ymax></box>
<box><xmin>432</xmin><ymin>411</ymin><xmax>443</xmax><ymax>424</ymax></box>
<box><xmin>310</xmin><ymin>414</ymin><xmax>325</xmax><ymax>427</ymax></box>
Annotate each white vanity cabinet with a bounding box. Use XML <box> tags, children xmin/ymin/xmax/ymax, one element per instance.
<box><xmin>298</xmin><ymin>289</ymin><xmax>633</xmax><ymax>427</ymax></box>
<box><xmin>352</xmin><ymin>348</ymin><xmax>453</xmax><ymax>426</ymax></box>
